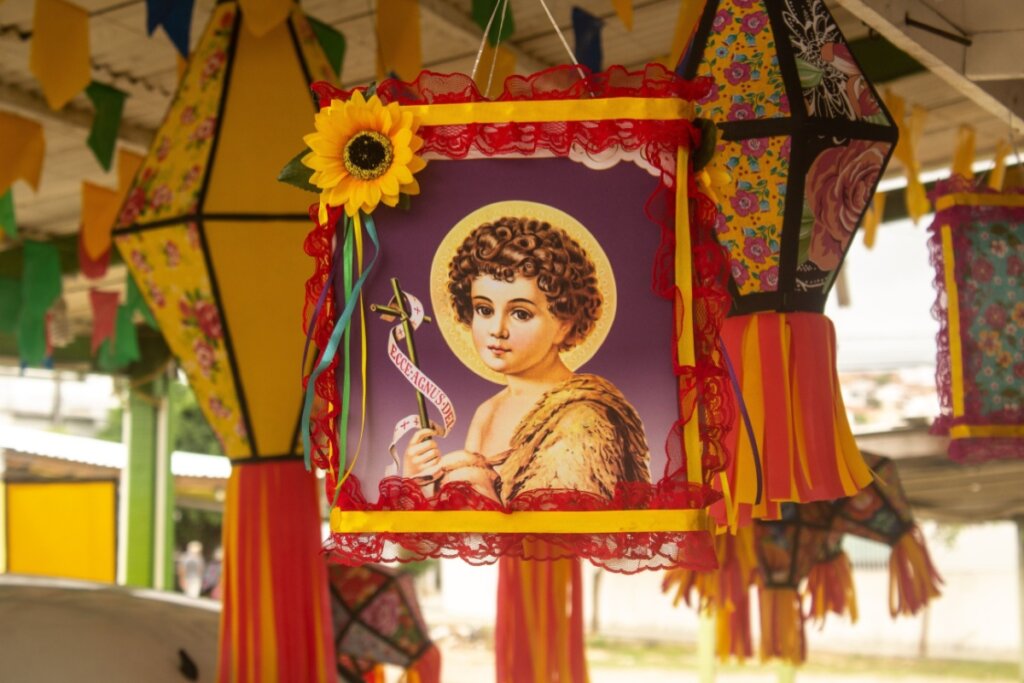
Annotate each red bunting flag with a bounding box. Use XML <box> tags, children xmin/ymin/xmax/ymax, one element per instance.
<box><xmin>90</xmin><ymin>289</ymin><xmax>120</xmax><ymax>354</ymax></box>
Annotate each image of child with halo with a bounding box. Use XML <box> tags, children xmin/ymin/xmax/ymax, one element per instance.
<box><xmin>403</xmin><ymin>215</ymin><xmax>652</xmax><ymax>504</ymax></box>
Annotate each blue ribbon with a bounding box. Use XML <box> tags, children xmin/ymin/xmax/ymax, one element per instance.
<box><xmin>301</xmin><ymin>212</ymin><xmax>380</xmax><ymax>471</ymax></box>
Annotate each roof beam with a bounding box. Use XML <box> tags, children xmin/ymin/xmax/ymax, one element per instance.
<box><xmin>834</xmin><ymin>0</ymin><xmax>1024</xmax><ymax>135</ymax></box>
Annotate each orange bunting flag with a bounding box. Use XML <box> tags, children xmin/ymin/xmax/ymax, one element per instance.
<box><xmin>117</xmin><ymin>149</ymin><xmax>145</xmax><ymax>196</ymax></box>
<box><xmin>952</xmin><ymin>124</ymin><xmax>976</xmax><ymax>179</ymax></box>
<box><xmin>884</xmin><ymin>90</ymin><xmax>929</xmax><ymax>224</ymax></box>
<box><xmin>79</xmin><ymin>182</ymin><xmax>122</xmax><ymax>278</ymax></box>
<box><xmin>668</xmin><ymin>0</ymin><xmax>706</xmax><ymax>69</ymax></box>
<box><xmin>988</xmin><ymin>139</ymin><xmax>1012</xmax><ymax>191</ymax></box>
<box><xmin>473</xmin><ymin>43</ymin><xmax>516</xmax><ymax>98</ymax></box>
<box><xmin>861</xmin><ymin>192</ymin><xmax>886</xmax><ymax>249</ymax></box>
<box><xmin>376</xmin><ymin>0</ymin><xmax>422</xmax><ymax>81</ymax></box>
<box><xmin>612</xmin><ymin>0</ymin><xmax>634</xmax><ymax>31</ymax></box>
<box><xmin>0</xmin><ymin>112</ymin><xmax>45</xmax><ymax>196</ymax></box>
<box><xmin>30</xmin><ymin>0</ymin><xmax>92</xmax><ymax>110</ymax></box>
<box><xmin>238</xmin><ymin>0</ymin><xmax>291</xmax><ymax>37</ymax></box>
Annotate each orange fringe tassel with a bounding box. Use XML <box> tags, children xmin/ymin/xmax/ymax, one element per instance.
<box><xmin>758</xmin><ymin>587</ymin><xmax>805</xmax><ymax>664</ymax></box>
<box><xmin>805</xmin><ymin>551</ymin><xmax>858</xmax><ymax>625</ymax></box>
<box><xmin>889</xmin><ymin>526</ymin><xmax>943</xmax><ymax>617</ymax></box>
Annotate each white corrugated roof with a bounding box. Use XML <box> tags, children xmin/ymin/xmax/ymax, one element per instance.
<box><xmin>0</xmin><ymin>425</ymin><xmax>229</xmax><ymax>479</ymax></box>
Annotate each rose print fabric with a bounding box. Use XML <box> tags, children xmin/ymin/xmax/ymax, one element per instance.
<box><xmin>714</xmin><ymin>135</ymin><xmax>791</xmax><ymax>294</ymax></box>
<box><xmin>115</xmin><ymin>225</ymin><xmax>250</xmax><ymax>456</ymax></box>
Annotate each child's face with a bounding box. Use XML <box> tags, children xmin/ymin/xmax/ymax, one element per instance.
<box><xmin>469</xmin><ymin>275</ymin><xmax>571</xmax><ymax>377</ymax></box>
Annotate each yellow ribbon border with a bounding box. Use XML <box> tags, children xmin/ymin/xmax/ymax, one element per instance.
<box><xmin>403</xmin><ymin>97</ymin><xmax>695</xmax><ymax>127</ymax></box>
<box><xmin>935</xmin><ymin>193</ymin><xmax>1024</xmax><ymax>211</ymax></box>
<box><xmin>330</xmin><ymin>96</ymin><xmax>706</xmax><ymax>536</ymax></box>
<box><xmin>950</xmin><ymin>424</ymin><xmax>1024</xmax><ymax>439</ymax></box>
<box><xmin>331</xmin><ymin>508</ymin><xmax>708</xmax><ymax>534</ymax></box>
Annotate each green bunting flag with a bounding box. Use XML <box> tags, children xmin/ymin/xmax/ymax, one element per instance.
<box><xmin>472</xmin><ymin>0</ymin><xmax>515</xmax><ymax>46</ymax></box>
<box><xmin>85</xmin><ymin>82</ymin><xmax>127</xmax><ymax>171</ymax></box>
<box><xmin>0</xmin><ymin>191</ymin><xmax>16</xmax><ymax>240</ymax></box>
<box><xmin>308</xmin><ymin>17</ymin><xmax>346</xmax><ymax>78</ymax></box>
<box><xmin>98</xmin><ymin>304</ymin><xmax>140</xmax><ymax>370</ymax></box>
<box><xmin>19</xmin><ymin>241</ymin><xmax>62</xmax><ymax>366</ymax></box>
<box><xmin>0</xmin><ymin>277</ymin><xmax>21</xmax><ymax>334</ymax></box>
<box><xmin>126</xmin><ymin>274</ymin><xmax>158</xmax><ymax>329</ymax></box>
<box><xmin>18</xmin><ymin>311</ymin><xmax>47</xmax><ymax>367</ymax></box>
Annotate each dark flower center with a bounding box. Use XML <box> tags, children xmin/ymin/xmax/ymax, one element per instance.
<box><xmin>343</xmin><ymin>131</ymin><xmax>393</xmax><ymax>180</ymax></box>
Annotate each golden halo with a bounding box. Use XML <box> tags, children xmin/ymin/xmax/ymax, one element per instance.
<box><xmin>430</xmin><ymin>201</ymin><xmax>617</xmax><ymax>385</ymax></box>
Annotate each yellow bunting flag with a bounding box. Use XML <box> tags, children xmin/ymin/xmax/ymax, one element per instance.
<box><xmin>376</xmin><ymin>0</ymin><xmax>422</xmax><ymax>81</ymax></box>
<box><xmin>117</xmin><ymin>149</ymin><xmax>145</xmax><ymax>196</ymax></box>
<box><xmin>81</xmin><ymin>182</ymin><xmax>121</xmax><ymax>261</ymax></box>
<box><xmin>988</xmin><ymin>139</ymin><xmax>1012</xmax><ymax>191</ymax></box>
<box><xmin>473</xmin><ymin>43</ymin><xmax>516</xmax><ymax>98</ymax></box>
<box><xmin>177</xmin><ymin>54</ymin><xmax>188</xmax><ymax>82</ymax></box>
<box><xmin>238</xmin><ymin>0</ymin><xmax>292</xmax><ymax>38</ymax></box>
<box><xmin>0</xmin><ymin>112</ymin><xmax>45</xmax><ymax>195</ymax></box>
<box><xmin>884</xmin><ymin>90</ymin><xmax>929</xmax><ymax>224</ymax></box>
<box><xmin>951</xmin><ymin>124</ymin><xmax>975</xmax><ymax>179</ymax></box>
<box><xmin>30</xmin><ymin>0</ymin><xmax>91</xmax><ymax>110</ymax></box>
<box><xmin>861</xmin><ymin>192</ymin><xmax>886</xmax><ymax>249</ymax></box>
<box><xmin>612</xmin><ymin>0</ymin><xmax>634</xmax><ymax>31</ymax></box>
<box><xmin>668</xmin><ymin>0</ymin><xmax>707</xmax><ymax>69</ymax></box>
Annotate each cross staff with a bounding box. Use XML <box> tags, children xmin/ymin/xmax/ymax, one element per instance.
<box><xmin>371</xmin><ymin>277</ymin><xmax>433</xmax><ymax>430</ymax></box>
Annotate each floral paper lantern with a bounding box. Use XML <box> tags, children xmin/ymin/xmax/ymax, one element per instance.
<box><xmin>677</xmin><ymin>0</ymin><xmax>898</xmax><ymax>525</ymax></box>
<box><xmin>929</xmin><ymin>177</ymin><xmax>1024</xmax><ymax>461</ymax></box>
<box><xmin>111</xmin><ymin>4</ymin><xmax>338</xmax><ymax>680</ymax></box>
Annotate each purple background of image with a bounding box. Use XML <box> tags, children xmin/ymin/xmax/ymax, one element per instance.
<box><xmin>336</xmin><ymin>156</ymin><xmax>678</xmax><ymax>500</ymax></box>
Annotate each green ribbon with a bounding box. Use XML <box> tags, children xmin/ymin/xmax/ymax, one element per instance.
<box><xmin>308</xmin><ymin>16</ymin><xmax>346</xmax><ymax>78</ymax></box>
<box><xmin>0</xmin><ymin>191</ymin><xmax>16</xmax><ymax>240</ymax></box>
<box><xmin>0</xmin><ymin>277</ymin><xmax>19</xmax><ymax>333</ymax></box>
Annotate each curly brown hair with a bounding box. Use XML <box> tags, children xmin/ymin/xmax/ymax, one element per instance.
<box><xmin>448</xmin><ymin>216</ymin><xmax>602</xmax><ymax>350</ymax></box>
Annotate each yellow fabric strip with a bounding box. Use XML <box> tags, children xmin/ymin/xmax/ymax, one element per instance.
<box><xmin>402</xmin><ymin>98</ymin><xmax>695</xmax><ymax>127</ymax></box>
<box><xmin>935</xmin><ymin>192</ymin><xmax>1024</xmax><ymax>211</ymax></box>
<box><xmin>951</xmin><ymin>125</ymin><xmax>976</xmax><ymax>179</ymax></box>
<box><xmin>258</xmin><ymin>480</ymin><xmax>278</xmax><ymax>678</ymax></box>
<box><xmin>0</xmin><ymin>111</ymin><xmax>45</xmax><ymax>195</ymax></box>
<box><xmin>861</xmin><ymin>192</ymin><xmax>885</xmax><ymax>249</ymax></box>
<box><xmin>29</xmin><ymin>0</ymin><xmax>91</xmax><ymax>110</ymax></box>
<box><xmin>940</xmin><ymin>226</ymin><xmax>966</xmax><ymax>416</ymax></box>
<box><xmin>331</xmin><ymin>508</ymin><xmax>707</xmax><ymax>533</ymax></box>
<box><xmin>473</xmin><ymin>44</ymin><xmax>518</xmax><ymax>99</ymax></box>
<box><xmin>377</xmin><ymin>0</ymin><xmax>422</xmax><ymax>81</ymax></box>
<box><xmin>674</xmin><ymin>148</ymin><xmax>702</xmax><ymax>484</ymax></box>
<box><xmin>988</xmin><ymin>140</ymin><xmax>1012</xmax><ymax>191</ymax></box>
<box><xmin>737</xmin><ymin>316</ymin><xmax>764</xmax><ymax>507</ymax></box>
<box><xmin>950</xmin><ymin>424</ymin><xmax>1024</xmax><ymax>439</ymax></box>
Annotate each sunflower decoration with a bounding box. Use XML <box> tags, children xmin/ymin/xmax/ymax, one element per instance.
<box><xmin>300</xmin><ymin>90</ymin><xmax>426</xmax><ymax>222</ymax></box>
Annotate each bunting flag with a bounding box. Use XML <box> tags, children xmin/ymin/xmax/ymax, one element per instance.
<box><xmin>145</xmin><ymin>0</ymin><xmax>196</xmax><ymax>57</ymax></box>
<box><xmin>572</xmin><ymin>7</ymin><xmax>604</xmax><ymax>75</ymax></box>
<box><xmin>117</xmin><ymin>149</ymin><xmax>145</xmax><ymax>195</ymax></box>
<box><xmin>376</xmin><ymin>0</ymin><xmax>422</xmax><ymax>81</ymax></box>
<box><xmin>0</xmin><ymin>112</ymin><xmax>45</xmax><ymax>196</ymax></box>
<box><xmin>97</xmin><ymin>303</ymin><xmax>141</xmax><ymax>370</ymax></box>
<box><xmin>861</xmin><ymin>192</ymin><xmax>886</xmax><ymax>249</ymax></box>
<box><xmin>669</xmin><ymin>0</ymin><xmax>707</xmax><ymax>68</ymax></box>
<box><xmin>0</xmin><ymin>277</ymin><xmax>20</xmax><ymax>333</ymax></box>
<box><xmin>239</xmin><ymin>0</ymin><xmax>292</xmax><ymax>37</ymax></box>
<box><xmin>472</xmin><ymin>0</ymin><xmax>515</xmax><ymax>46</ymax></box>
<box><xmin>883</xmin><ymin>91</ymin><xmax>929</xmax><ymax>224</ymax></box>
<box><xmin>611</xmin><ymin>0</ymin><xmax>633</xmax><ymax>31</ymax></box>
<box><xmin>79</xmin><ymin>181</ymin><xmax>122</xmax><ymax>278</ymax></box>
<box><xmin>0</xmin><ymin>191</ymin><xmax>16</xmax><ymax>240</ymax></box>
<box><xmin>126</xmin><ymin>275</ymin><xmax>158</xmax><ymax>329</ymax></box>
<box><xmin>19</xmin><ymin>241</ymin><xmax>62</xmax><ymax>366</ymax></box>
<box><xmin>988</xmin><ymin>139</ymin><xmax>1012</xmax><ymax>191</ymax></box>
<box><xmin>85</xmin><ymin>82</ymin><xmax>127</xmax><ymax>171</ymax></box>
<box><xmin>30</xmin><ymin>0</ymin><xmax>91</xmax><ymax>110</ymax></box>
<box><xmin>473</xmin><ymin>42</ymin><xmax>516</xmax><ymax>97</ymax></box>
<box><xmin>308</xmin><ymin>17</ymin><xmax>346</xmax><ymax>78</ymax></box>
<box><xmin>951</xmin><ymin>124</ymin><xmax>976</xmax><ymax>179</ymax></box>
<box><xmin>90</xmin><ymin>289</ymin><xmax>119</xmax><ymax>353</ymax></box>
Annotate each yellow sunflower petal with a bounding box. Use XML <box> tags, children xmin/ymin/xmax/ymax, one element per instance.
<box><xmin>401</xmin><ymin>178</ymin><xmax>421</xmax><ymax>196</ymax></box>
<box><xmin>408</xmin><ymin>155</ymin><xmax>427</xmax><ymax>173</ymax></box>
<box><xmin>366</xmin><ymin>183</ymin><xmax>382</xmax><ymax>210</ymax></box>
<box><xmin>379</xmin><ymin>173</ymin><xmax>400</xmax><ymax>197</ymax></box>
<box><xmin>381</xmin><ymin>193</ymin><xmax>400</xmax><ymax>207</ymax></box>
<box><xmin>392</xmin><ymin>164</ymin><xmax>414</xmax><ymax>185</ymax></box>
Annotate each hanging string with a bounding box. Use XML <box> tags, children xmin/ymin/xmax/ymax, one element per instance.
<box><xmin>536</xmin><ymin>0</ymin><xmax>585</xmax><ymax>76</ymax></box>
<box><xmin>485</xmin><ymin>0</ymin><xmax>513</xmax><ymax>96</ymax></box>
<box><xmin>471</xmin><ymin>0</ymin><xmax>506</xmax><ymax>80</ymax></box>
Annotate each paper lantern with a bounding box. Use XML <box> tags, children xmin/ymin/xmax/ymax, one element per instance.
<box><xmin>112</xmin><ymin>4</ymin><xmax>337</xmax><ymax>680</ymax></box>
<box><xmin>326</xmin><ymin>563</ymin><xmax>440</xmax><ymax>683</ymax></box>
<box><xmin>678</xmin><ymin>0</ymin><xmax>898</xmax><ymax>524</ymax></box>
<box><xmin>929</xmin><ymin>177</ymin><xmax>1024</xmax><ymax>462</ymax></box>
<box><xmin>296</xmin><ymin>64</ymin><xmax>732</xmax><ymax>683</ymax></box>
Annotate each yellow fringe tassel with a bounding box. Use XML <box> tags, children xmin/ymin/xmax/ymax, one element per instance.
<box><xmin>805</xmin><ymin>551</ymin><xmax>858</xmax><ymax>625</ymax></box>
<box><xmin>889</xmin><ymin>526</ymin><xmax>943</xmax><ymax>617</ymax></box>
<box><xmin>758</xmin><ymin>587</ymin><xmax>805</xmax><ymax>664</ymax></box>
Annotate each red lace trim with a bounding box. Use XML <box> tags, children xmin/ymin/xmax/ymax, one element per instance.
<box><xmin>928</xmin><ymin>176</ymin><xmax>1024</xmax><ymax>462</ymax></box>
<box><xmin>305</xmin><ymin>65</ymin><xmax>732</xmax><ymax>571</ymax></box>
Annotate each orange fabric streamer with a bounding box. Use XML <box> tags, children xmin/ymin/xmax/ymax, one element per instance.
<box><xmin>218</xmin><ymin>460</ymin><xmax>336</xmax><ymax>683</ymax></box>
<box><xmin>805</xmin><ymin>550</ymin><xmax>858</xmax><ymax>625</ymax></box>
<box><xmin>757</xmin><ymin>586</ymin><xmax>805</xmax><ymax>663</ymax></box>
<box><xmin>496</xmin><ymin>540</ymin><xmax>588</xmax><ymax>683</ymax></box>
<box><xmin>889</xmin><ymin>526</ymin><xmax>943</xmax><ymax>617</ymax></box>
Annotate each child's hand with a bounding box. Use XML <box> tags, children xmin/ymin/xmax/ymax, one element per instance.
<box><xmin>403</xmin><ymin>427</ymin><xmax>441</xmax><ymax>479</ymax></box>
